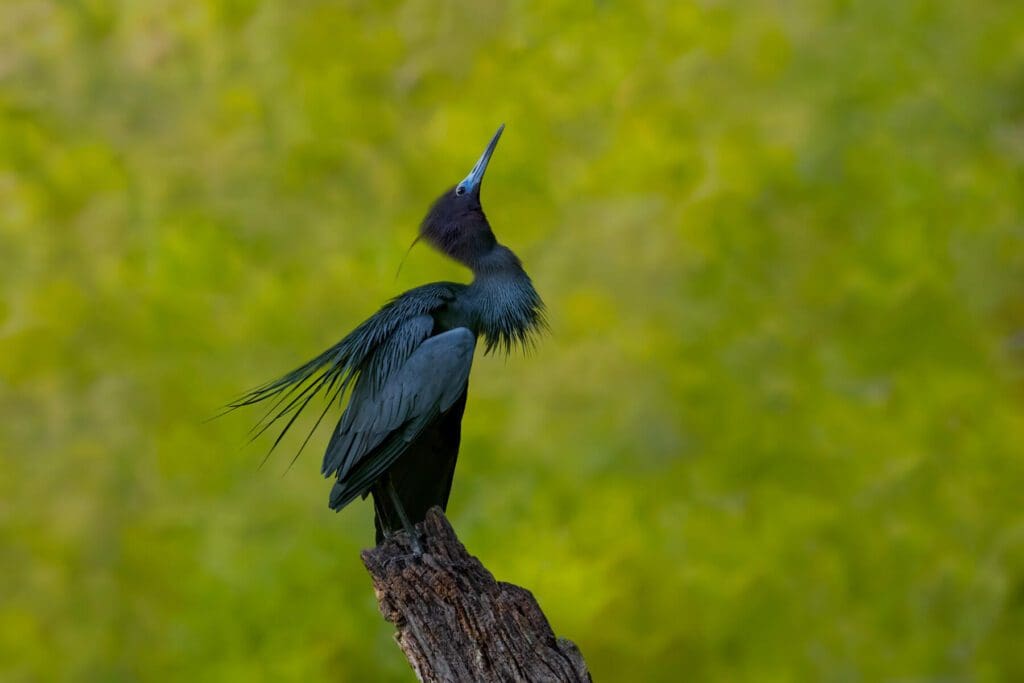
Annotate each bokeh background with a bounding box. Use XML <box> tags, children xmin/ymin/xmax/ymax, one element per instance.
<box><xmin>3</xmin><ymin>1</ymin><xmax>1024</xmax><ymax>681</ymax></box>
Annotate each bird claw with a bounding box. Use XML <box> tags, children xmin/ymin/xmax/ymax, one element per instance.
<box><xmin>382</xmin><ymin>528</ymin><xmax>423</xmax><ymax>556</ymax></box>
<box><xmin>406</xmin><ymin>530</ymin><xmax>424</xmax><ymax>556</ymax></box>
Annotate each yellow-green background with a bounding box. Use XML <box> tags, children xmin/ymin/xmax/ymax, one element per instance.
<box><xmin>3</xmin><ymin>1</ymin><xmax>1023</xmax><ymax>681</ymax></box>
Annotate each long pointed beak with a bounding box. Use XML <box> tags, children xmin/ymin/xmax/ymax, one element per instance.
<box><xmin>458</xmin><ymin>124</ymin><xmax>505</xmax><ymax>194</ymax></box>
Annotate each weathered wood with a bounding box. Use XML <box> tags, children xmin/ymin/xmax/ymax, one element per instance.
<box><xmin>361</xmin><ymin>508</ymin><xmax>591</xmax><ymax>682</ymax></box>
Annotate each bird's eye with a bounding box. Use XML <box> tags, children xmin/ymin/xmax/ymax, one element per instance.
<box><xmin>455</xmin><ymin>185</ymin><xmax>466</xmax><ymax>196</ymax></box>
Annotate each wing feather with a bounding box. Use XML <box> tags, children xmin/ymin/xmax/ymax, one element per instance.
<box><xmin>325</xmin><ymin>327</ymin><xmax>476</xmax><ymax>509</ymax></box>
<box><xmin>227</xmin><ymin>283</ymin><xmax>460</xmax><ymax>465</ymax></box>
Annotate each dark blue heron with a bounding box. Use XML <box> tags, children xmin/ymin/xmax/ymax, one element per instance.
<box><xmin>230</xmin><ymin>125</ymin><xmax>545</xmax><ymax>552</ymax></box>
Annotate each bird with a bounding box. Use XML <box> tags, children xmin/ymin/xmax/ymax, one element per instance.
<box><xmin>229</xmin><ymin>125</ymin><xmax>545</xmax><ymax>552</ymax></box>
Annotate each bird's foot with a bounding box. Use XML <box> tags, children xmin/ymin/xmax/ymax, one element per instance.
<box><xmin>406</xmin><ymin>529</ymin><xmax>424</xmax><ymax>556</ymax></box>
<box><xmin>381</xmin><ymin>528</ymin><xmax>423</xmax><ymax>556</ymax></box>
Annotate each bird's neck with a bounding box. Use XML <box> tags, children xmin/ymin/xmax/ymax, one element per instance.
<box><xmin>467</xmin><ymin>243</ymin><xmax>522</xmax><ymax>277</ymax></box>
<box><xmin>465</xmin><ymin>245</ymin><xmax>546</xmax><ymax>354</ymax></box>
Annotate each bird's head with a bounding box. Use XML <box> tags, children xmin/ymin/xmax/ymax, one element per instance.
<box><xmin>419</xmin><ymin>124</ymin><xmax>505</xmax><ymax>271</ymax></box>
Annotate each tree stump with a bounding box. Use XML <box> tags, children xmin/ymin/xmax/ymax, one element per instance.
<box><xmin>361</xmin><ymin>508</ymin><xmax>591</xmax><ymax>682</ymax></box>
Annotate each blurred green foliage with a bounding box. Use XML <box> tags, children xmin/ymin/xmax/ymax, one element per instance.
<box><xmin>2</xmin><ymin>1</ymin><xmax>1024</xmax><ymax>681</ymax></box>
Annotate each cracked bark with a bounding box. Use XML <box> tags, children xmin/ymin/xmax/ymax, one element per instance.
<box><xmin>361</xmin><ymin>508</ymin><xmax>591</xmax><ymax>682</ymax></box>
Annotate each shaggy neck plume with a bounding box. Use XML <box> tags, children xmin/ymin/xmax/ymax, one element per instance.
<box><xmin>468</xmin><ymin>245</ymin><xmax>547</xmax><ymax>355</ymax></box>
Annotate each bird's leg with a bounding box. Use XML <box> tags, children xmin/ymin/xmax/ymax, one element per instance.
<box><xmin>385</xmin><ymin>475</ymin><xmax>424</xmax><ymax>555</ymax></box>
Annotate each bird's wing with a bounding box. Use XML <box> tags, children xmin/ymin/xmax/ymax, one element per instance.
<box><xmin>228</xmin><ymin>283</ymin><xmax>461</xmax><ymax>463</ymax></box>
<box><xmin>325</xmin><ymin>327</ymin><xmax>476</xmax><ymax>510</ymax></box>
<box><xmin>318</xmin><ymin>312</ymin><xmax>440</xmax><ymax>477</ymax></box>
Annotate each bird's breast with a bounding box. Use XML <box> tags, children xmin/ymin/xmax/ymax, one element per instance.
<box><xmin>432</xmin><ymin>299</ymin><xmax>480</xmax><ymax>338</ymax></box>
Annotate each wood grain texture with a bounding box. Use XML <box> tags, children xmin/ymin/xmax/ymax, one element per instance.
<box><xmin>362</xmin><ymin>508</ymin><xmax>591</xmax><ymax>683</ymax></box>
